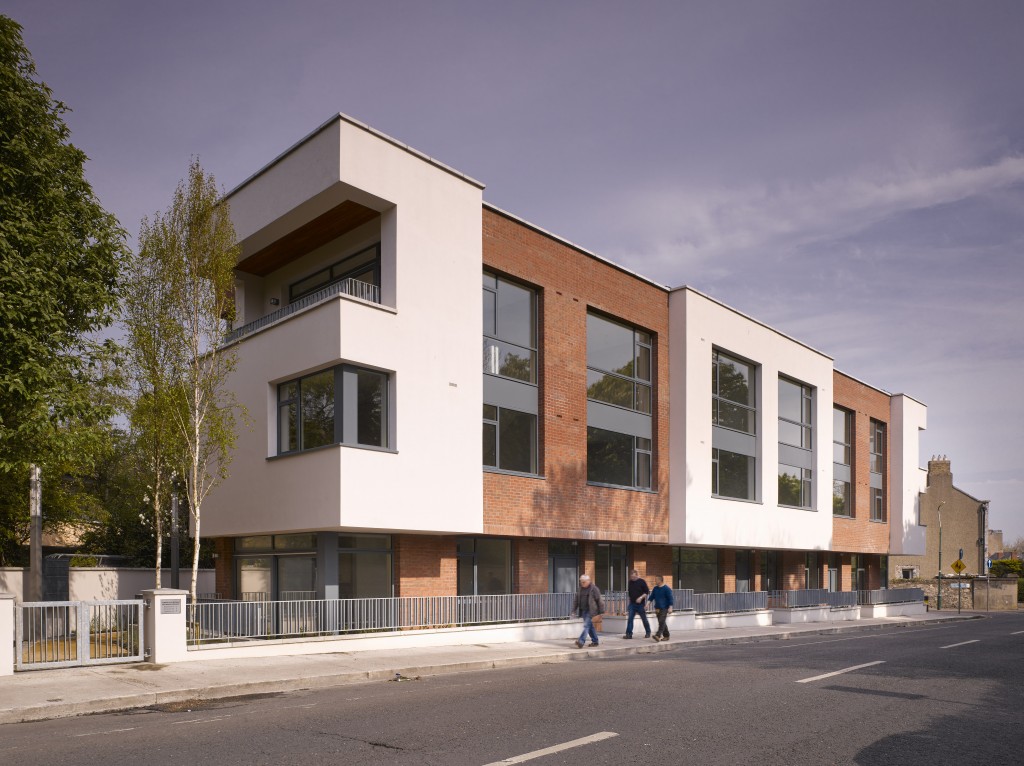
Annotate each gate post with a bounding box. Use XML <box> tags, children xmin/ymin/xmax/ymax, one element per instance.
<box><xmin>142</xmin><ymin>589</ymin><xmax>188</xmax><ymax>664</ymax></box>
<box><xmin>1</xmin><ymin>593</ymin><xmax>14</xmax><ymax>676</ymax></box>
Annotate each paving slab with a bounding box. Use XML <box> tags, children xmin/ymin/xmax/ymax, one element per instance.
<box><xmin>0</xmin><ymin>611</ymin><xmax>977</xmax><ymax>725</ymax></box>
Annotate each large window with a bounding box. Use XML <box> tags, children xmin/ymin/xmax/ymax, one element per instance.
<box><xmin>235</xmin><ymin>534</ymin><xmax>318</xmax><ymax>601</ymax></box>
<box><xmin>339</xmin><ymin>535</ymin><xmax>392</xmax><ymax>599</ymax></box>
<box><xmin>483</xmin><ymin>272</ymin><xmax>536</xmax><ymax>383</ymax></box>
<box><xmin>483</xmin><ymin>405</ymin><xmax>537</xmax><ymax>474</ymax></box>
<box><xmin>711</xmin><ymin>350</ymin><xmax>757</xmax><ymax>501</ymax></box>
<box><xmin>778</xmin><ymin>377</ymin><xmax>814</xmax><ymax>509</ymax></box>
<box><xmin>870</xmin><ymin>420</ymin><xmax>886</xmax><ymax>521</ymax></box>
<box><xmin>833</xmin><ymin>408</ymin><xmax>853</xmax><ymax>516</ymax></box>
<box><xmin>586</xmin><ymin>313</ymin><xmax>652</xmax><ymax>414</ymax></box>
<box><xmin>713</xmin><ymin>351</ymin><xmax>755</xmax><ymax>434</ymax></box>
<box><xmin>457</xmin><ymin>537</ymin><xmax>512</xmax><ymax>595</ymax></box>
<box><xmin>595</xmin><ymin>543</ymin><xmax>628</xmax><ymax>592</ymax></box>
<box><xmin>289</xmin><ymin>243</ymin><xmax>380</xmax><ymax>303</ymax></box>
<box><xmin>277</xmin><ymin>365</ymin><xmax>388</xmax><ymax>454</ymax></box>
<box><xmin>587</xmin><ymin>427</ymin><xmax>652</xmax><ymax>489</ymax></box>
<box><xmin>673</xmin><ymin>548</ymin><xmax>719</xmax><ymax>594</ymax></box>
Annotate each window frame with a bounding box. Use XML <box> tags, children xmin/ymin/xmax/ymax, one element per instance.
<box><xmin>586</xmin><ymin>426</ymin><xmax>653</xmax><ymax>491</ymax></box>
<box><xmin>483</xmin><ymin>271</ymin><xmax>538</xmax><ymax>385</ymax></box>
<box><xmin>586</xmin><ymin>311</ymin><xmax>654</xmax><ymax>415</ymax></box>
<box><xmin>483</xmin><ymin>404</ymin><xmax>538</xmax><ymax>475</ymax></box>
<box><xmin>712</xmin><ymin>350</ymin><xmax>757</xmax><ymax>435</ymax></box>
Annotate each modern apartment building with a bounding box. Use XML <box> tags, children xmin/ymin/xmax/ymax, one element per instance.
<box><xmin>205</xmin><ymin>113</ymin><xmax>928</xmax><ymax>601</ymax></box>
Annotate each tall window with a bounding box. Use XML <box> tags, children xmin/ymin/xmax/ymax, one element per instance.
<box><xmin>457</xmin><ymin>537</ymin><xmax>511</xmax><ymax>595</ymax></box>
<box><xmin>483</xmin><ymin>272</ymin><xmax>539</xmax><ymax>475</ymax></box>
<box><xmin>833</xmin><ymin>408</ymin><xmax>853</xmax><ymax>516</ymax></box>
<box><xmin>586</xmin><ymin>313</ymin><xmax>652</xmax><ymax>413</ymax></box>
<box><xmin>277</xmin><ymin>365</ymin><xmax>388</xmax><ymax>454</ymax></box>
<box><xmin>586</xmin><ymin>311</ymin><xmax>655</xmax><ymax>490</ymax></box>
<box><xmin>778</xmin><ymin>377</ymin><xmax>814</xmax><ymax>509</ymax></box>
<box><xmin>711</xmin><ymin>351</ymin><xmax>757</xmax><ymax>500</ymax></box>
<box><xmin>595</xmin><ymin>543</ymin><xmax>628</xmax><ymax>592</ymax></box>
<box><xmin>289</xmin><ymin>243</ymin><xmax>380</xmax><ymax>303</ymax></box>
<box><xmin>338</xmin><ymin>535</ymin><xmax>392</xmax><ymax>599</ymax></box>
<box><xmin>870</xmin><ymin>420</ymin><xmax>886</xmax><ymax>521</ymax></box>
<box><xmin>483</xmin><ymin>272</ymin><xmax>536</xmax><ymax>383</ymax></box>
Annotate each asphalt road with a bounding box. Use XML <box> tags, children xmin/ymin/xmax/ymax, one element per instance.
<box><xmin>3</xmin><ymin>613</ymin><xmax>1022</xmax><ymax>766</ymax></box>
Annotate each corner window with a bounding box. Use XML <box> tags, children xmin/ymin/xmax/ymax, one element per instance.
<box><xmin>586</xmin><ymin>313</ymin><xmax>652</xmax><ymax>414</ymax></box>
<box><xmin>483</xmin><ymin>404</ymin><xmax>537</xmax><ymax>474</ymax></box>
<box><xmin>483</xmin><ymin>272</ymin><xmax>537</xmax><ymax>383</ymax></box>
<box><xmin>587</xmin><ymin>427</ymin><xmax>652</xmax><ymax>490</ymax></box>
<box><xmin>277</xmin><ymin>365</ymin><xmax>389</xmax><ymax>454</ymax></box>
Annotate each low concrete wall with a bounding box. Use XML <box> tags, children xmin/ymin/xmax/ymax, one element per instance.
<box><xmin>772</xmin><ymin>606</ymin><xmax>829</xmax><ymax>624</ymax></box>
<box><xmin>602</xmin><ymin>610</ymin><xmax>697</xmax><ymax>635</ymax></box>
<box><xmin>829</xmin><ymin>605</ymin><xmax>861</xmax><ymax>622</ymax></box>
<box><xmin>695</xmin><ymin>610</ymin><xmax>772</xmax><ymax>630</ymax></box>
<box><xmin>0</xmin><ymin>569</ymin><xmax>24</xmax><ymax>601</ymax></box>
<box><xmin>860</xmin><ymin>601</ymin><xmax>927</xmax><ymax>619</ymax></box>
<box><xmin>184</xmin><ymin>619</ymin><xmax>581</xmax><ymax>662</ymax></box>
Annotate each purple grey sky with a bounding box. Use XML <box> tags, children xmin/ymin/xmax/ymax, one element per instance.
<box><xmin>8</xmin><ymin>1</ymin><xmax>1023</xmax><ymax>543</ymax></box>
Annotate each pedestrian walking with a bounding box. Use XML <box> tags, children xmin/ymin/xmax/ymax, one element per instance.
<box><xmin>649</xmin><ymin>575</ymin><xmax>674</xmax><ymax>641</ymax></box>
<box><xmin>623</xmin><ymin>569</ymin><xmax>651</xmax><ymax>639</ymax></box>
<box><xmin>572</xmin><ymin>574</ymin><xmax>604</xmax><ymax>648</ymax></box>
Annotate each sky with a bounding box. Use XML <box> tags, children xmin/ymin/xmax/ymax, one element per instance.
<box><xmin>6</xmin><ymin>1</ymin><xmax>1024</xmax><ymax>544</ymax></box>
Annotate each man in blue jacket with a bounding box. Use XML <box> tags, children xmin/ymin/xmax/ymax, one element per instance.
<box><xmin>623</xmin><ymin>569</ymin><xmax>651</xmax><ymax>639</ymax></box>
<box><xmin>649</xmin><ymin>575</ymin><xmax>674</xmax><ymax>641</ymax></box>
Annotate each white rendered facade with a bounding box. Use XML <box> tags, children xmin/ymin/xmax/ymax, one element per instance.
<box><xmin>889</xmin><ymin>394</ymin><xmax>928</xmax><ymax>555</ymax></box>
<box><xmin>203</xmin><ymin>115</ymin><xmax>485</xmax><ymax>539</ymax></box>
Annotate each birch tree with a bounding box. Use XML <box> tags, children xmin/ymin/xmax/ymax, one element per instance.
<box><xmin>130</xmin><ymin>159</ymin><xmax>243</xmax><ymax>599</ymax></box>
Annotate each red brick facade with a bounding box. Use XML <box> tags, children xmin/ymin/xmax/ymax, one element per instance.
<box><xmin>481</xmin><ymin>207</ymin><xmax>670</xmax><ymax>544</ymax></box>
<box><xmin>832</xmin><ymin>371</ymin><xmax>891</xmax><ymax>555</ymax></box>
<box><xmin>393</xmin><ymin>534</ymin><xmax>457</xmax><ymax>597</ymax></box>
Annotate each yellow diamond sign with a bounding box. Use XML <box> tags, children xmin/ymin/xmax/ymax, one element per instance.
<box><xmin>950</xmin><ymin>559</ymin><xmax>967</xmax><ymax>574</ymax></box>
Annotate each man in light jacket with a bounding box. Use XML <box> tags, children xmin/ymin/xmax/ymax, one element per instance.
<box><xmin>572</xmin><ymin>574</ymin><xmax>604</xmax><ymax>648</ymax></box>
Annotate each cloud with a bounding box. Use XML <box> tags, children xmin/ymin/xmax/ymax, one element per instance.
<box><xmin>615</xmin><ymin>155</ymin><xmax>1024</xmax><ymax>277</ymax></box>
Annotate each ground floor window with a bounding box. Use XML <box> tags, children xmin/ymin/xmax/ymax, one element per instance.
<box><xmin>235</xmin><ymin>534</ymin><xmax>318</xmax><ymax>600</ymax></box>
<box><xmin>761</xmin><ymin>550</ymin><xmax>781</xmax><ymax>592</ymax></box>
<box><xmin>850</xmin><ymin>554</ymin><xmax>865</xmax><ymax>591</ymax></box>
<box><xmin>339</xmin><ymin>534</ymin><xmax>392</xmax><ymax>599</ymax></box>
<box><xmin>805</xmin><ymin>552</ymin><xmax>820</xmax><ymax>590</ymax></box>
<box><xmin>735</xmin><ymin>550</ymin><xmax>754</xmax><ymax>592</ymax></box>
<box><xmin>674</xmin><ymin>547</ymin><xmax>719</xmax><ymax>593</ymax></box>
<box><xmin>457</xmin><ymin>537</ymin><xmax>512</xmax><ymax>595</ymax></box>
<box><xmin>595</xmin><ymin>543</ymin><xmax>628</xmax><ymax>592</ymax></box>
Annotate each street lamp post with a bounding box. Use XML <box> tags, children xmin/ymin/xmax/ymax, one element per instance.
<box><xmin>936</xmin><ymin>501</ymin><xmax>945</xmax><ymax>610</ymax></box>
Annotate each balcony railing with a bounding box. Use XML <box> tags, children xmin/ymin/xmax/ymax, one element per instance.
<box><xmin>223</xmin><ymin>278</ymin><xmax>382</xmax><ymax>345</ymax></box>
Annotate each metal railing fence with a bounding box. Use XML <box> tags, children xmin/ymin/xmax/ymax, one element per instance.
<box><xmin>223</xmin><ymin>278</ymin><xmax>382</xmax><ymax>345</ymax></box>
<box><xmin>767</xmin><ymin>589</ymin><xmax>858</xmax><ymax>608</ymax></box>
<box><xmin>16</xmin><ymin>600</ymin><xmax>144</xmax><ymax>670</ymax></box>
<box><xmin>604</xmin><ymin>589</ymin><xmax>694</xmax><ymax>614</ymax></box>
<box><xmin>858</xmin><ymin>588</ymin><xmax>924</xmax><ymax>605</ymax></box>
<box><xmin>692</xmin><ymin>591</ymin><xmax>767</xmax><ymax>614</ymax></box>
<box><xmin>188</xmin><ymin>592</ymin><xmax>577</xmax><ymax>647</ymax></box>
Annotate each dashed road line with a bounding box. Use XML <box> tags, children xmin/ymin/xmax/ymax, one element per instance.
<box><xmin>481</xmin><ymin>731</ymin><xmax>619</xmax><ymax>765</ymax></box>
<box><xmin>171</xmin><ymin>715</ymin><xmax>232</xmax><ymax>725</ymax></box>
<box><xmin>796</xmin><ymin>661</ymin><xmax>885</xmax><ymax>683</ymax></box>
<box><xmin>940</xmin><ymin>640</ymin><xmax>980</xmax><ymax>649</ymax></box>
<box><xmin>73</xmin><ymin>727</ymin><xmax>136</xmax><ymax>737</ymax></box>
<box><xmin>1011</xmin><ymin>630</ymin><xmax>1024</xmax><ymax>636</ymax></box>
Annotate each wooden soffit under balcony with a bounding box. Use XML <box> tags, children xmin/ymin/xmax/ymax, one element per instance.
<box><xmin>236</xmin><ymin>200</ymin><xmax>380</xmax><ymax>276</ymax></box>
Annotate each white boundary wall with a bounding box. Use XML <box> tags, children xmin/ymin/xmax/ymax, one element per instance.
<box><xmin>0</xmin><ymin>568</ymin><xmax>214</xmax><ymax>603</ymax></box>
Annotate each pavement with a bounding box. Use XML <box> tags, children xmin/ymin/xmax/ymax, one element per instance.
<box><xmin>0</xmin><ymin>610</ymin><xmax>981</xmax><ymax>725</ymax></box>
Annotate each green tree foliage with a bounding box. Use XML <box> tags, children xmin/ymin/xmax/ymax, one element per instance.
<box><xmin>129</xmin><ymin>159</ymin><xmax>243</xmax><ymax>599</ymax></box>
<box><xmin>989</xmin><ymin>558</ymin><xmax>1023</xmax><ymax>578</ymax></box>
<box><xmin>0</xmin><ymin>17</ymin><xmax>127</xmax><ymax>562</ymax></box>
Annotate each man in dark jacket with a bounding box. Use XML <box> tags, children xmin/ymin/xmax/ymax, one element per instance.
<box><xmin>624</xmin><ymin>569</ymin><xmax>651</xmax><ymax>639</ymax></box>
<box><xmin>572</xmin><ymin>574</ymin><xmax>604</xmax><ymax>648</ymax></box>
<box><xmin>649</xmin><ymin>575</ymin><xmax>674</xmax><ymax>641</ymax></box>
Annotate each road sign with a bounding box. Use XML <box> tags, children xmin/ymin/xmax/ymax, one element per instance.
<box><xmin>950</xmin><ymin>559</ymin><xmax>967</xmax><ymax>574</ymax></box>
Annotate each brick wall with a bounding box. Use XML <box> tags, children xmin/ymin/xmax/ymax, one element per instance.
<box><xmin>631</xmin><ymin>544</ymin><xmax>673</xmax><ymax>585</ymax></box>
<box><xmin>832</xmin><ymin>371</ymin><xmax>891</xmax><ymax>554</ymax></box>
<box><xmin>481</xmin><ymin>208</ymin><xmax>670</xmax><ymax>544</ymax></box>
<box><xmin>514</xmin><ymin>538</ymin><xmax>549</xmax><ymax>593</ymax></box>
<box><xmin>782</xmin><ymin>551</ymin><xmax>806</xmax><ymax>590</ymax></box>
<box><xmin>394</xmin><ymin>534</ymin><xmax>457</xmax><ymax>597</ymax></box>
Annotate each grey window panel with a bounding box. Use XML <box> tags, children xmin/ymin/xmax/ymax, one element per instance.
<box><xmin>483</xmin><ymin>374</ymin><xmax>538</xmax><ymax>415</ymax></box>
<box><xmin>712</xmin><ymin>425</ymin><xmax>756</xmax><ymax>458</ymax></box>
<box><xmin>870</xmin><ymin>471</ymin><xmax>883</xmax><ymax>489</ymax></box>
<box><xmin>340</xmin><ymin>367</ymin><xmax>359</xmax><ymax>445</ymax></box>
<box><xmin>587</xmin><ymin>400</ymin><xmax>651</xmax><ymax>439</ymax></box>
<box><xmin>833</xmin><ymin>463</ymin><xmax>851</xmax><ymax>482</ymax></box>
<box><xmin>779</xmin><ymin>443</ymin><xmax>814</xmax><ymax>470</ymax></box>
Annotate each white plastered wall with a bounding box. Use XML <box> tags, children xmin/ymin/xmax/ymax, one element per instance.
<box><xmin>204</xmin><ymin>117</ymin><xmax>484</xmax><ymax>538</ymax></box>
<box><xmin>669</xmin><ymin>288</ymin><xmax>835</xmax><ymax>550</ymax></box>
<box><xmin>889</xmin><ymin>394</ymin><xmax>928</xmax><ymax>555</ymax></box>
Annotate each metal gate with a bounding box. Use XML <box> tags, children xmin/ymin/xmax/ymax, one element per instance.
<box><xmin>15</xmin><ymin>600</ymin><xmax>145</xmax><ymax>671</ymax></box>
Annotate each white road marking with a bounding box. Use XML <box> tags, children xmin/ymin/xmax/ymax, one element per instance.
<box><xmin>481</xmin><ymin>731</ymin><xmax>619</xmax><ymax>765</ymax></box>
<box><xmin>1011</xmin><ymin>630</ymin><xmax>1024</xmax><ymax>635</ymax></box>
<box><xmin>796</xmin><ymin>661</ymin><xmax>885</xmax><ymax>683</ymax></box>
<box><xmin>281</xmin><ymin>703</ymin><xmax>318</xmax><ymax>709</ymax></box>
<box><xmin>940</xmin><ymin>640</ymin><xmax>980</xmax><ymax>649</ymax></box>
<box><xmin>771</xmin><ymin>625</ymin><xmax>956</xmax><ymax>649</ymax></box>
<box><xmin>73</xmin><ymin>728</ymin><xmax>136</xmax><ymax>737</ymax></box>
<box><xmin>171</xmin><ymin>715</ymin><xmax>231</xmax><ymax>725</ymax></box>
